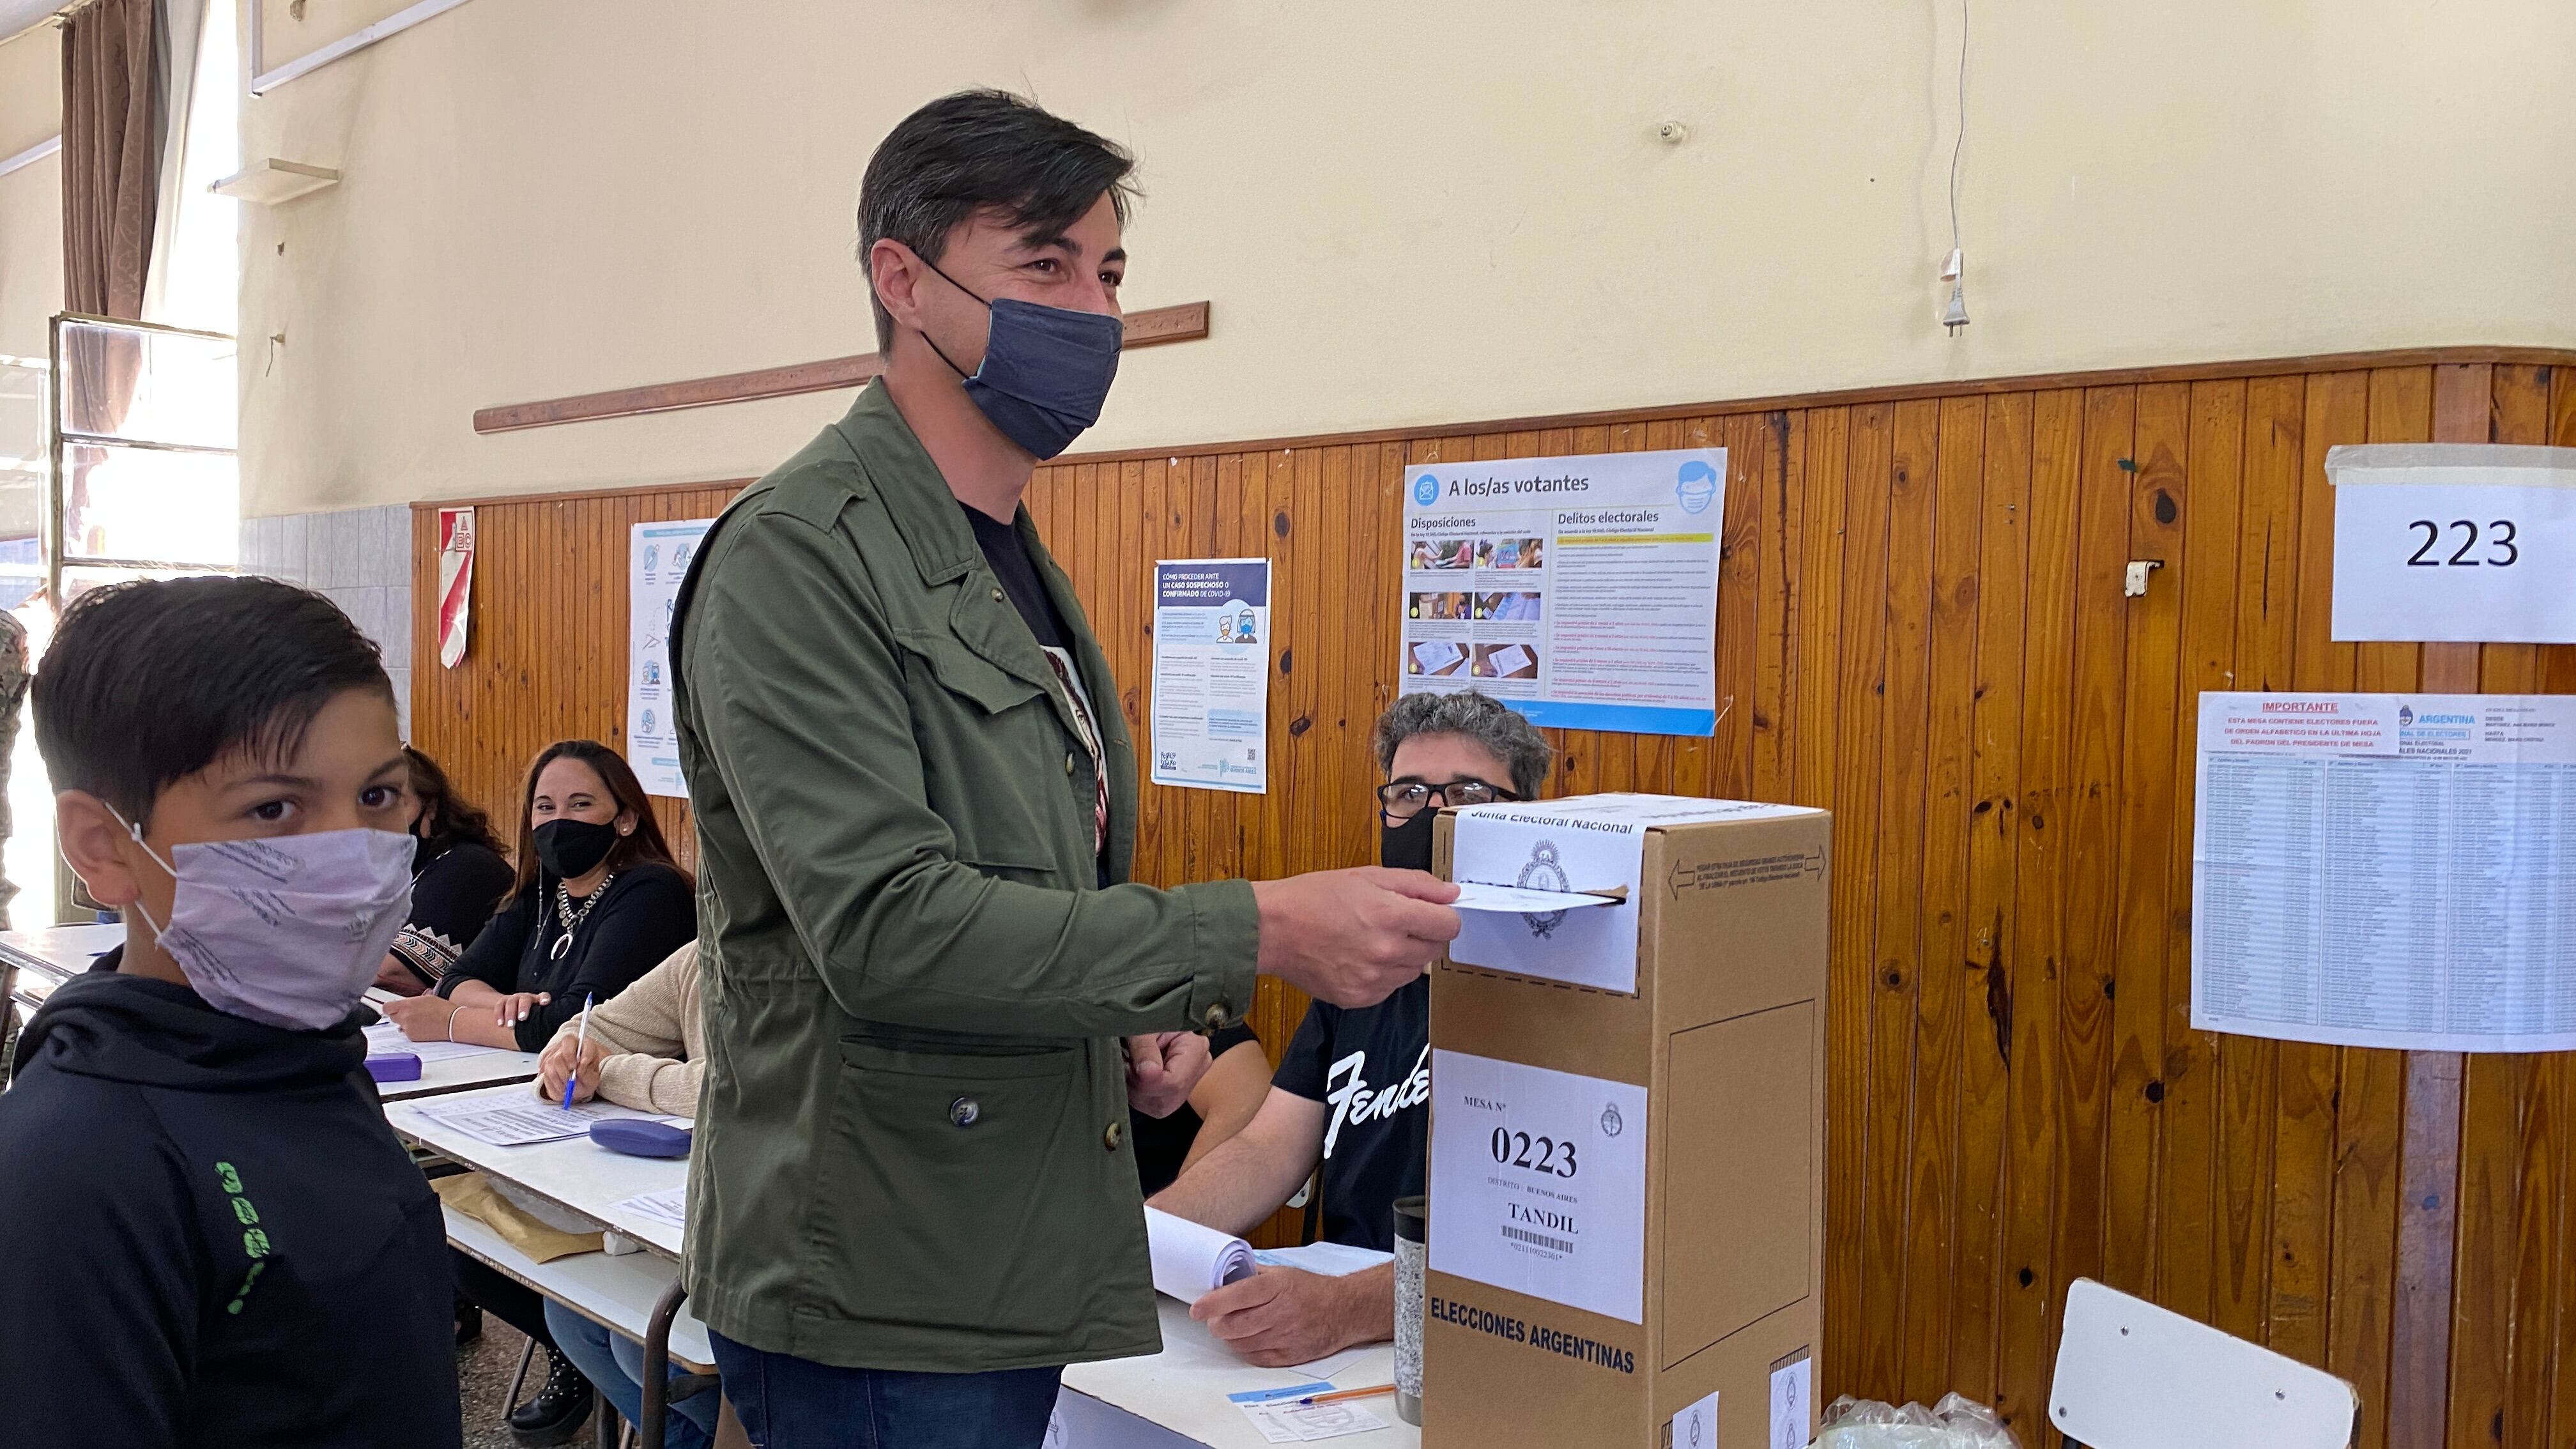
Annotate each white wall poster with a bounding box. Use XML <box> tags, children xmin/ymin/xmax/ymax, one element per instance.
<box><xmin>2327</xmin><ymin>443</ymin><xmax>2576</xmax><ymax>643</ymax></box>
<box><xmin>628</xmin><ymin>519</ymin><xmax>714</xmax><ymax>799</ymax></box>
<box><xmin>1429</xmin><ymin>1050</ymin><xmax>1650</xmax><ymax>1324</ymax></box>
<box><xmin>2191</xmin><ymin>691</ymin><xmax>2576</xmax><ymax>1052</ymax></box>
<box><xmin>1400</xmin><ymin>449</ymin><xmax>1724</xmax><ymax>736</ymax></box>
<box><xmin>1149</xmin><ymin>558</ymin><xmax>1271</xmax><ymax>793</ymax></box>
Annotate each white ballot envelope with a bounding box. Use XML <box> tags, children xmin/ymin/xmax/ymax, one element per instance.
<box><xmin>1144</xmin><ymin>1206</ymin><xmax>1257</xmax><ymax>1303</ymax></box>
<box><xmin>1446</xmin><ymin>881</ymin><xmax>1622</xmax><ymax>914</ymax></box>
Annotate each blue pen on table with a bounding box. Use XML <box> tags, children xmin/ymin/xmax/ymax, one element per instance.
<box><xmin>562</xmin><ymin>993</ymin><xmax>595</xmax><ymax>1112</ymax></box>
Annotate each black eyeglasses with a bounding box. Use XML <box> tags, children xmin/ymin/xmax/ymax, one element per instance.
<box><xmin>1377</xmin><ymin>778</ymin><xmax>1520</xmax><ymax>820</ymax></box>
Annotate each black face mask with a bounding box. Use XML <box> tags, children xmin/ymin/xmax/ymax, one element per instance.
<box><xmin>1380</xmin><ymin>811</ymin><xmax>1437</xmax><ymax>873</ymax></box>
<box><xmin>533</xmin><ymin>818</ymin><xmax>620</xmax><ymax>879</ymax></box>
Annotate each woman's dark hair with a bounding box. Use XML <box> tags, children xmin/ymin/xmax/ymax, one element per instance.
<box><xmin>404</xmin><ymin>746</ymin><xmax>506</xmax><ymax>860</ymax></box>
<box><xmin>504</xmin><ymin>740</ymin><xmax>685</xmax><ymax>904</ymax></box>
<box><xmin>857</xmin><ymin>89</ymin><xmax>1138</xmax><ymax>349</ymax></box>
<box><xmin>32</xmin><ymin>576</ymin><xmax>392</xmax><ymax>827</ymax></box>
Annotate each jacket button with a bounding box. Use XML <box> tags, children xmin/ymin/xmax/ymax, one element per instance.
<box><xmin>1203</xmin><ymin>1003</ymin><xmax>1229</xmax><ymax>1031</ymax></box>
<box><xmin>1103</xmin><ymin>1120</ymin><xmax>1124</xmax><ymax>1151</ymax></box>
<box><xmin>1066</xmin><ymin>752</ymin><xmax>1078</xmax><ymax>776</ymax></box>
<box><xmin>990</xmin><ymin>587</ymin><xmax>1006</xmax><ymax>603</ymax></box>
<box><xmin>949</xmin><ymin>1097</ymin><xmax>981</xmax><ymax>1128</ymax></box>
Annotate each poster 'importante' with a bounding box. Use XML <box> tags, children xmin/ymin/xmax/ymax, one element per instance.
<box><xmin>2191</xmin><ymin>691</ymin><xmax>2576</xmax><ymax>1053</ymax></box>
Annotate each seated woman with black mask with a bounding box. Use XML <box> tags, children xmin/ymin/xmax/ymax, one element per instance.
<box><xmin>372</xmin><ymin>747</ymin><xmax>514</xmax><ymax>997</ymax></box>
<box><xmin>379</xmin><ymin>738</ymin><xmax>694</xmax><ymax>1444</ymax></box>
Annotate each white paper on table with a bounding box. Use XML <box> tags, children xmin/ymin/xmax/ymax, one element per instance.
<box><xmin>1769</xmin><ymin>1353</ymin><xmax>1813</xmax><ymax>1449</ymax></box>
<box><xmin>1671</xmin><ymin>1388</ymin><xmax>1719</xmax><ymax>1449</ymax></box>
<box><xmin>1229</xmin><ymin>1385</ymin><xmax>1390</xmax><ymax>1444</ymax></box>
<box><xmin>411</xmin><ymin>1096</ymin><xmax>683</xmax><ymax>1147</ymax></box>
<box><xmin>365</xmin><ymin>1022</ymin><xmax>502</xmax><ymax>1064</ymax></box>
<box><xmin>1254</xmin><ymin>1241</ymin><xmax>1395</xmax><ymax>1278</ymax></box>
<box><xmin>1144</xmin><ymin>1206</ymin><xmax>1256</xmax><ymax>1303</ymax></box>
<box><xmin>1489</xmin><ymin>643</ymin><xmax>1534</xmax><ymax>675</ymax></box>
<box><xmin>1429</xmin><ymin>1050</ymin><xmax>1649</xmax><ymax>1323</ymax></box>
<box><xmin>611</xmin><ymin>1186</ymin><xmax>688</xmax><ymax>1231</ymax></box>
<box><xmin>1446</xmin><ymin>880</ymin><xmax>1623</xmax><ymax>915</ymax></box>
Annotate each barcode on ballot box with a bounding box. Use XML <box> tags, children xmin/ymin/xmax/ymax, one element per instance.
<box><xmin>1500</xmin><ymin>1223</ymin><xmax>1574</xmax><ymax>1254</ymax></box>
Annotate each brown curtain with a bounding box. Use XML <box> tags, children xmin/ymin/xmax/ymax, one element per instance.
<box><xmin>57</xmin><ymin>0</ymin><xmax>162</xmax><ymax>569</ymax></box>
<box><xmin>61</xmin><ymin>0</ymin><xmax>160</xmax><ymax>322</ymax></box>
<box><xmin>59</xmin><ymin>0</ymin><xmax>162</xmax><ymax>440</ymax></box>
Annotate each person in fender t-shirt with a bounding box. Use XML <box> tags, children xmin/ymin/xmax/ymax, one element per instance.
<box><xmin>0</xmin><ymin>576</ymin><xmax>457</xmax><ymax>1447</ymax></box>
<box><xmin>1151</xmin><ymin>691</ymin><xmax>1553</xmax><ymax>1366</ymax></box>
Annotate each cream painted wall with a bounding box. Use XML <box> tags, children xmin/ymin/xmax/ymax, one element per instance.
<box><xmin>0</xmin><ymin>22</ymin><xmax>56</xmax><ymax>159</ymax></box>
<box><xmin>0</xmin><ymin>23</ymin><xmax>62</xmax><ymax>360</ymax></box>
<box><xmin>238</xmin><ymin>0</ymin><xmax>2576</xmax><ymax>517</ymax></box>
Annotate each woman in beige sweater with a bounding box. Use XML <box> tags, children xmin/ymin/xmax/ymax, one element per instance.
<box><xmin>535</xmin><ymin>940</ymin><xmax>714</xmax><ymax>1446</ymax></box>
<box><xmin>534</xmin><ymin>940</ymin><xmax>702</xmax><ymax>1117</ymax></box>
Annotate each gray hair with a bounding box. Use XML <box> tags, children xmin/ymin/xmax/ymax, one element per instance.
<box><xmin>1371</xmin><ymin>691</ymin><xmax>1552</xmax><ymax>798</ymax></box>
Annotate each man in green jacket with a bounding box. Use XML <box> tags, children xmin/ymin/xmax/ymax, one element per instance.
<box><xmin>669</xmin><ymin>90</ymin><xmax>1461</xmax><ymax>1448</ymax></box>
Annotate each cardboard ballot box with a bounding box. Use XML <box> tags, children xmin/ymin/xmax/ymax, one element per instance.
<box><xmin>1425</xmin><ymin>794</ymin><xmax>1829</xmax><ymax>1449</ymax></box>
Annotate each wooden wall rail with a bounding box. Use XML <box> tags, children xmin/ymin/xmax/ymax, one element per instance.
<box><xmin>470</xmin><ymin>301</ymin><xmax>1211</xmax><ymax>434</ymax></box>
<box><xmin>413</xmin><ymin>347</ymin><xmax>2576</xmax><ymax>1448</ymax></box>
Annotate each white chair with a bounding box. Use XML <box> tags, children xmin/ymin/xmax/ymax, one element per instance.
<box><xmin>2048</xmin><ymin>1278</ymin><xmax>2356</xmax><ymax>1449</ymax></box>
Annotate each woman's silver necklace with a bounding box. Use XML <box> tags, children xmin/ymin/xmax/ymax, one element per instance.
<box><xmin>550</xmin><ymin>873</ymin><xmax>616</xmax><ymax>960</ymax></box>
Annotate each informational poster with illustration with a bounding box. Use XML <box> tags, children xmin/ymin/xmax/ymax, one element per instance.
<box><xmin>1429</xmin><ymin>1050</ymin><xmax>1650</xmax><ymax>1324</ymax></box>
<box><xmin>628</xmin><ymin>519</ymin><xmax>714</xmax><ymax>798</ymax></box>
<box><xmin>1150</xmin><ymin>558</ymin><xmax>1271</xmax><ymax>793</ymax></box>
<box><xmin>1400</xmin><ymin>449</ymin><xmax>1724</xmax><ymax>735</ymax></box>
<box><xmin>2192</xmin><ymin>691</ymin><xmax>2576</xmax><ymax>1052</ymax></box>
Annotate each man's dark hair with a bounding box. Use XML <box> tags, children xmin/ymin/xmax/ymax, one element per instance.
<box><xmin>858</xmin><ymin>89</ymin><xmax>1138</xmax><ymax>349</ymax></box>
<box><xmin>31</xmin><ymin>576</ymin><xmax>394</xmax><ymax>826</ymax></box>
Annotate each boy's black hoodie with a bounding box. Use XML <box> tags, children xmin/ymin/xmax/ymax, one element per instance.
<box><xmin>0</xmin><ymin>952</ymin><xmax>459</xmax><ymax>1447</ymax></box>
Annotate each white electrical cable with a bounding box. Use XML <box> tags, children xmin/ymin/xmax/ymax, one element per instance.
<box><xmin>1949</xmin><ymin>0</ymin><xmax>1970</xmax><ymax>257</ymax></box>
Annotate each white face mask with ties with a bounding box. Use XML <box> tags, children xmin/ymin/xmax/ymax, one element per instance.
<box><xmin>115</xmin><ymin>815</ymin><xmax>417</xmax><ymax>1031</ymax></box>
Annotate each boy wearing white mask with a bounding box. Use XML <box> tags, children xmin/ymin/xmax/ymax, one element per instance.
<box><xmin>0</xmin><ymin>576</ymin><xmax>457</xmax><ymax>1448</ymax></box>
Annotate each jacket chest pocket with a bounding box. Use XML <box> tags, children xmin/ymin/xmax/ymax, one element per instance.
<box><xmin>897</xmin><ymin>633</ymin><xmax>1077</xmax><ymax>875</ymax></box>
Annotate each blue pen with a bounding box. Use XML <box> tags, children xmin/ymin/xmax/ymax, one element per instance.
<box><xmin>563</xmin><ymin>993</ymin><xmax>595</xmax><ymax>1112</ymax></box>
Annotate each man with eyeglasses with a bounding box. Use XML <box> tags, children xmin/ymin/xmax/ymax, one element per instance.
<box><xmin>1148</xmin><ymin>691</ymin><xmax>1552</xmax><ymax>1367</ymax></box>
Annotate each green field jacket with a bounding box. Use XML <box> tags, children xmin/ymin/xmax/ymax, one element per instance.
<box><xmin>669</xmin><ymin>383</ymin><xmax>1260</xmax><ymax>1371</ymax></box>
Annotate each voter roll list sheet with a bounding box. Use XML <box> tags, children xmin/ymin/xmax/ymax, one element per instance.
<box><xmin>2191</xmin><ymin>692</ymin><xmax>2576</xmax><ymax>1054</ymax></box>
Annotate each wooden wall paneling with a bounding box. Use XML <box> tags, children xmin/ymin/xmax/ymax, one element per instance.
<box><xmin>2158</xmin><ymin>379</ymin><xmax>2245</xmax><ymax>1335</ymax></box>
<box><xmin>2387</xmin><ymin>364</ymin><xmax>2487</xmax><ymax>1449</ymax></box>
<box><xmin>2445</xmin><ymin>363</ymin><xmax>2555</xmax><ymax>1449</ymax></box>
<box><xmin>1823</xmin><ymin>402</ymin><xmax>1897</xmax><ymax>1399</ymax></box>
<box><xmin>2490</xmin><ymin>364</ymin><xmax>2567</xmax><ymax>1449</ymax></box>
<box><xmin>1859</xmin><ymin>399</ymin><xmax>1940</xmax><ymax>1399</ymax></box>
<box><xmin>2550</xmin><ymin>549</ymin><xmax>2576</xmax><ymax>1449</ymax></box>
<box><xmin>2310</xmin><ymin>365</ymin><xmax>2433</xmax><ymax>1449</ymax></box>
<box><xmin>2102</xmin><ymin>381</ymin><xmax>2190</xmax><ymax>1305</ymax></box>
<box><xmin>2210</xmin><ymin>374</ymin><xmax>2306</xmax><ymax>1349</ymax></box>
<box><xmin>1790</xmin><ymin>408</ymin><xmax>1850</xmax><ymax>811</ymax></box>
<box><xmin>1987</xmin><ymin>389</ymin><xmax>2083</xmax><ymax>1435</ymax></box>
<box><xmin>409</xmin><ymin>349</ymin><xmax>2576</xmax><ymax>1435</ymax></box>
<box><xmin>1897</xmin><ymin>395</ymin><xmax>1985</xmax><ymax>1403</ymax></box>
<box><xmin>1749</xmin><ymin>410</ymin><xmax>1801</xmax><ymax>804</ymax></box>
<box><xmin>2267</xmin><ymin>372</ymin><xmax>2369</xmax><ymax>1374</ymax></box>
<box><xmin>1695</xmin><ymin>414</ymin><xmax>1748</xmax><ymax>800</ymax></box>
<box><xmin>1947</xmin><ymin>390</ymin><xmax>2034</xmax><ymax>1409</ymax></box>
<box><xmin>2048</xmin><ymin>387</ymin><xmax>2136</xmax><ymax>1382</ymax></box>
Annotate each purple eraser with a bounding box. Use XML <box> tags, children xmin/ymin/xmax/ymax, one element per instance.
<box><xmin>365</xmin><ymin>1052</ymin><xmax>423</xmax><ymax>1083</ymax></box>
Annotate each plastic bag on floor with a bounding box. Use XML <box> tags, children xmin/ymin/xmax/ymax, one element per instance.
<box><xmin>1815</xmin><ymin>1392</ymin><xmax>2020</xmax><ymax>1449</ymax></box>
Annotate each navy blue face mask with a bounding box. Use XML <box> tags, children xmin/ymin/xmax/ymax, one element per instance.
<box><xmin>919</xmin><ymin>258</ymin><xmax>1123</xmax><ymax>461</ymax></box>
